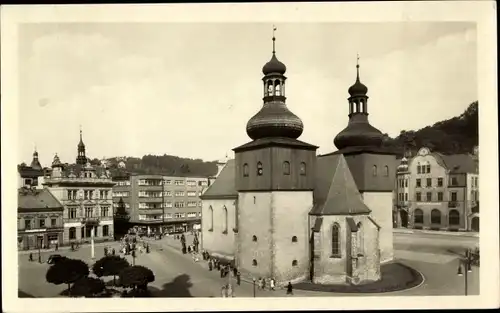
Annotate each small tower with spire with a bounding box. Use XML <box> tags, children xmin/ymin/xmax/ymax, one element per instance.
<box><xmin>331</xmin><ymin>56</ymin><xmax>397</xmax><ymax>263</ymax></box>
<box><xmin>233</xmin><ymin>26</ymin><xmax>318</xmax><ymax>286</ymax></box>
<box><xmin>51</xmin><ymin>153</ymin><xmax>64</xmax><ymax>178</ymax></box>
<box><xmin>76</xmin><ymin>126</ymin><xmax>87</xmax><ymax>165</ymax></box>
<box><xmin>30</xmin><ymin>145</ymin><xmax>42</xmax><ymax>170</ymax></box>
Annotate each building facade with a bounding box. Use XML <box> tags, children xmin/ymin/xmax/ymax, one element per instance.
<box><xmin>201</xmin><ymin>33</ymin><xmax>393</xmax><ymax>286</ymax></box>
<box><xmin>111</xmin><ymin>172</ymin><xmax>209</xmax><ymax>234</ymax></box>
<box><xmin>18</xmin><ymin>187</ymin><xmax>65</xmax><ymax>250</ymax></box>
<box><xmin>394</xmin><ymin>146</ymin><xmax>479</xmax><ymax>231</ymax></box>
<box><xmin>43</xmin><ymin>131</ymin><xmax>115</xmax><ymax>244</ymax></box>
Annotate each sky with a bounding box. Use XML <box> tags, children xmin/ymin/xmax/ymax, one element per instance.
<box><xmin>18</xmin><ymin>22</ymin><xmax>477</xmax><ymax>165</ymax></box>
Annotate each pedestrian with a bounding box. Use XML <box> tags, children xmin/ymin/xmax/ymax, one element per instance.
<box><xmin>38</xmin><ymin>254</ymin><xmax>42</xmax><ymax>263</ymax></box>
<box><xmin>236</xmin><ymin>270</ymin><xmax>241</xmax><ymax>285</ymax></box>
<box><xmin>262</xmin><ymin>277</ymin><xmax>266</xmax><ymax>290</ymax></box>
<box><xmin>270</xmin><ymin>278</ymin><xmax>275</xmax><ymax>291</ymax></box>
<box><xmin>227</xmin><ymin>284</ymin><xmax>233</xmax><ymax>297</ymax></box>
<box><xmin>233</xmin><ymin>267</ymin><xmax>238</xmax><ymax>277</ymax></box>
<box><xmin>112</xmin><ymin>248</ymin><xmax>116</xmax><ymax>256</ymax></box>
<box><xmin>221</xmin><ymin>285</ymin><xmax>227</xmax><ymax>298</ymax></box>
<box><xmin>208</xmin><ymin>259</ymin><xmax>213</xmax><ymax>271</ymax></box>
<box><xmin>187</xmin><ymin>245</ymin><xmax>192</xmax><ymax>253</ymax></box>
<box><xmin>258</xmin><ymin>277</ymin><xmax>263</xmax><ymax>289</ymax></box>
<box><xmin>104</xmin><ymin>246</ymin><xmax>108</xmax><ymax>256</ymax></box>
<box><xmin>220</xmin><ymin>267</ymin><xmax>224</xmax><ymax>278</ymax></box>
<box><xmin>286</xmin><ymin>282</ymin><xmax>293</xmax><ymax>295</ymax></box>
<box><xmin>29</xmin><ymin>253</ymin><xmax>33</xmax><ymax>262</ymax></box>
<box><xmin>146</xmin><ymin>244</ymin><xmax>150</xmax><ymax>254</ymax></box>
<box><xmin>55</xmin><ymin>243</ymin><xmax>58</xmax><ymax>251</ymax></box>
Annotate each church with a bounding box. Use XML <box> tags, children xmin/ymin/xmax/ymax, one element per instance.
<box><xmin>200</xmin><ymin>33</ymin><xmax>397</xmax><ymax>286</ymax></box>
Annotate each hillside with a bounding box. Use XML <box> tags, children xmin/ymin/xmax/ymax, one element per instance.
<box><xmin>382</xmin><ymin>101</ymin><xmax>478</xmax><ymax>157</ymax></box>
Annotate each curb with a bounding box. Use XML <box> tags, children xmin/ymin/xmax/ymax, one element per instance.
<box><xmin>393</xmin><ymin>229</ymin><xmax>479</xmax><ymax>238</ymax></box>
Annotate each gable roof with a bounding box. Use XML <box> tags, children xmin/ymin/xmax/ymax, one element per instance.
<box><xmin>18</xmin><ymin>188</ymin><xmax>64</xmax><ymax>211</ymax></box>
<box><xmin>200</xmin><ymin>159</ymin><xmax>237</xmax><ymax>199</ymax></box>
<box><xmin>440</xmin><ymin>153</ymin><xmax>478</xmax><ymax>174</ymax></box>
<box><xmin>310</xmin><ymin>153</ymin><xmax>371</xmax><ymax>216</ymax></box>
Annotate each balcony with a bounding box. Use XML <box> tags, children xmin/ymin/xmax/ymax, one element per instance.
<box><xmin>81</xmin><ymin>217</ymin><xmax>100</xmax><ymax>226</ymax></box>
<box><xmin>44</xmin><ymin>176</ymin><xmax>114</xmax><ymax>184</ymax></box>
<box><xmin>448</xmin><ymin>201</ymin><xmax>458</xmax><ymax>208</ymax></box>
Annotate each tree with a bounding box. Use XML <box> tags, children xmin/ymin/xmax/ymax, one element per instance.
<box><xmin>118</xmin><ymin>265</ymin><xmax>155</xmax><ymax>291</ymax></box>
<box><xmin>70</xmin><ymin>277</ymin><xmax>105</xmax><ymax>298</ymax></box>
<box><xmin>92</xmin><ymin>255</ymin><xmax>130</xmax><ymax>286</ymax></box>
<box><xmin>46</xmin><ymin>258</ymin><xmax>89</xmax><ymax>295</ymax></box>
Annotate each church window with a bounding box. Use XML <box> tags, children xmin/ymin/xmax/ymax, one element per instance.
<box><xmin>360</xmin><ymin>99</ymin><xmax>364</xmax><ymax>112</ymax></box>
<box><xmin>283</xmin><ymin>161</ymin><xmax>290</xmax><ymax>175</ymax></box>
<box><xmin>252</xmin><ymin>259</ymin><xmax>258</xmax><ymax>266</ymax></box>
<box><xmin>291</xmin><ymin>236</ymin><xmax>298</xmax><ymax>243</ymax></box>
<box><xmin>357</xmin><ymin>222</ymin><xmax>364</xmax><ymax>256</ymax></box>
<box><xmin>267</xmin><ymin>81</ymin><xmax>273</xmax><ymax>96</ymax></box>
<box><xmin>257</xmin><ymin>162</ymin><xmax>263</xmax><ymax>176</ymax></box>
<box><xmin>252</xmin><ymin>235</ymin><xmax>258</xmax><ymax>242</ymax></box>
<box><xmin>414</xmin><ymin>209</ymin><xmax>423</xmax><ymax>224</ymax></box>
<box><xmin>300</xmin><ymin>162</ymin><xmax>306</xmax><ymax>176</ymax></box>
<box><xmin>208</xmin><ymin>206</ymin><xmax>213</xmax><ymax>231</ymax></box>
<box><xmin>331</xmin><ymin>224</ymin><xmax>341</xmax><ymax>258</ymax></box>
<box><xmin>275</xmin><ymin>80</ymin><xmax>281</xmax><ymax>96</ymax></box>
<box><xmin>384</xmin><ymin>165</ymin><xmax>389</xmax><ymax>177</ymax></box>
<box><xmin>222</xmin><ymin>206</ymin><xmax>228</xmax><ymax>234</ymax></box>
<box><xmin>372</xmin><ymin>165</ymin><xmax>377</xmax><ymax>177</ymax></box>
<box><xmin>243</xmin><ymin>163</ymin><xmax>249</xmax><ymax>177</ymax></box>
<box><xmin>292</xmin><ymin>260</ymin><xmax>298</xmax><ymax>266</ymax></box>
<box><xmin>431</xmin><ymin>209</ymin><xmax>441</xmax><ymax>225</ymax></box>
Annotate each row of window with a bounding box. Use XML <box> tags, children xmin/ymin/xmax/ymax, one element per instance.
<box><xmin>471</xmin><ymin>177</ymin><xmax>479</xmax><ymax>188</ymax></box>
<box><xmin>66</xmin><ymin>206</ymin><xmax>110</xmax><ymax>219</ymax></box>
<box><xmin>242</xmin><ymin>161</ymin><xmax>307</xmax><ymax>177</ymax></box>
<box><xmin>138</xmin><ymin>201</ymin><xmax>202</xmax><ymax>209</ymax></box>
<box><xmin>67</xmin><ymin>189</ymin><xmax>110</xmax><ymax>200</ymax></box>
<box><xmin>372</xmin><ymin>165</ymin><xmax>390</xmax><ymax>177</ymax></box>
<box><xmin>417</xmin><ymin>164</ymin><xmax>431</xmax><ymax>174</ymax></box>
<box><xmin>68</xmin><ymin>225</ymin><xmax>110</xmax><ymax>240</ymax></box>
<box><xmin>137</xmin><ymin>212</ymin><xmax>201</xmax><ymax>220</ymax></box>
<box><xmin>207</xmin><ymin>205</ymin><xmax>232</xmax><ymax>233</ymax></box>
<box><xmin>416</xmin><ymin>177</ymin><xmax>444</xmax><ymax>188</ymax></box>
<box><xmin>413</xmin><ymin>209</ymin><xmax>460</xmax><ymax>225</ymax></box>
<box><xmin>137</xmin><ymin>179</ymin><xmax>208</xmax><ymax>187</ymax></box>
<box><xmin>113</xmin><ymin>191</ymin><xmax>130</xmax><ymax>197</ymax></box>
<box><xmin>398</xmin><ymin>178</ymin><xmax>409</xmax><ymax>188</ymax></box>
<box><xmin>264</xmin><ymin>79</ymin><xmax>285</xmax><ymax>97</ymax></box>
<box><xmin>136</xmin><ymin>191</ymin><xmax>201</xmax><ymax>198</ymax></box>
<box><xmin>415</xmin><ymin>191</ymin><xmax>457</xmax><ymax>202</ymax></box>
<box><xmin>23</xmin><ymin>218</ymin><xmax>59</xmax><ymax>230</ymax></box>
<box><xmin>114</xmin><ymin>181</ymin><xmax>131</xmax><ymax>186</ymax></box>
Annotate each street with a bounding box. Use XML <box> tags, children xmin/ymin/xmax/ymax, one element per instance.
<box><xmin>18</xmin><ymin>232</ymin><xmax>480</xmax><ymax>297</ymax></box>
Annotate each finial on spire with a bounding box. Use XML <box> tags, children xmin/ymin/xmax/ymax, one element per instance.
<box><xmin>272</xmin><ymin>25</ymin><xmax>277</xmax><ymax>54</ymax></box>
<box><xmin>356</xmin><ymin>53</ymin><xmax>360</xmax><ymax>81</ymax></box>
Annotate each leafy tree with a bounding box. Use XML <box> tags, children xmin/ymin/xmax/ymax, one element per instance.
<box><xmin>70</xmin><ymin>277</ymin><xmax>105</xmax><ymax>298</ymax></box>
<box><xmin>92</xmin><ymin>255</ymin><xmax>130</xmax><ymax>285</ymax></box>
<box><xmin>118</xmin><ymin>265</ymin><xmax>155</xmax><ymax>291</ymax></box>
<box><xmin>46</xmin><ymin>258</ymin><xmax>89</xmax><ymax>295</ymax></box>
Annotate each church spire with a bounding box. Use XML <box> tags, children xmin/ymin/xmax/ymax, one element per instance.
<box><xmin>76</xmin><ymin>126</ymin><xmax>87</xmax><ymax>165</ymax></box>
<box><xmin>30</xmin><ymin>145</ymin><xmax>42</xmax><ymax>169</ymax></box>
<box><xmin>246</xmin><ymin>26</ymin><xmax>304</xmax><ymax>141</ymax></box>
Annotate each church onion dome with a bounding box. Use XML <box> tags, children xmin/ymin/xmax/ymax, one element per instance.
<box><xmin>333</xmin><ymin>120</ymin><xmax>384</xmax><ymax>150</ymax></box>
<box><xmin>52</xmin><ymin>153</ymin><xmax>62</xmax><ymax>167</ymax></box>
<box><xmin>246</xmin><ymin>102</ymin><xmax>304</xmax><ymax>140</ymax></box>
<box><xmin>397</xmin><ymin>156</ymin><xmax>409</xmax><ymax>172</ymax></box>
<box><xmin>348</xmin><ymin>64</ymin><xmax>368</xmax><ymax>97</ymax></box>
<box><xmin>262</xmin><ymin>53</ymin><xmax>287</xmax><ymax>75</ymax></box>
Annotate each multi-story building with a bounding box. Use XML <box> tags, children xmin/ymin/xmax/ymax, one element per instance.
<box><xmin>43</xmin><ymin>131</ymin><xmax>115</xmax><ymax>244</ymax></box>
<box><xmin>394</xmin><ymin>146</ymin><xmax>479</xmax><ymax>232</ymax></box>
<box><xmin>18</xmin><ymin>187</ymin><xmax>65</xmax><ymax>250</ymax></box>
<box><xmin>111</xmin><ymin>172</ymin><xmax>209</xmax><ymax>234</ymax></box>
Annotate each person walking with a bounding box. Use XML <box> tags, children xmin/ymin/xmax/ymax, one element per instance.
<box><xmin>29</xmin><ymin>253</ymin><xmax>33</xmax><ymax>262</ymax></box>
<box><xmin>55</xmin><ymin>243</ymin><xmax>58</xmax><ymax>251</ymax></box>
<box><xmin>112</xmin><ymin>248</ymin><xmax>116</xmax><ymax>256</ymax></box>
<box><xmin>236</xmin><ymin>270</ymin><xmax>241</xmax><ymax>286</ymax></box>
<box><xmin>221</xmin><ymin>285</ymin><xmax>227</xmax><ymax>298</ymax></box>
<box><xmin>208</xmin><ymin>259</ymin><xmax>213</xmax><ymax>271</ymax></box>
<box><xmin>286</xmin><ymin>282</ymin><xmax>293</xmax><ymax>295</ymax></box>
<box><xmin>220</xmin><ymin>267</ymin><xmax>224</xmax><ymax>278</ymax></box>
<box><xmin>104</xmin><ymin>246</ymin><xmax>108</xmax><ymax>256</ymax></box>
<box><xmin>270</xmin><ymin>278</ymin><xmax>275</xmax><ymax>291</ymax></box>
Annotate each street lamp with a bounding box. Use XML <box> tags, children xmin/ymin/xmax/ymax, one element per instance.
<box><xmin>457</xmin><ymin>248</ymin><xmax>474</xmax><ymax>296</ymax></box>
<box><xmin>252</xmin><ymin>278</ymin><xmax>256</xmax><ymax>298</ymax></box>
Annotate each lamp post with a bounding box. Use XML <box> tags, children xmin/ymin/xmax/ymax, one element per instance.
<box><xmin>91</xmin><ymin>226</ymin><xmax>95</xmax><ymax>260</ymax></box>
<box><xmin>457</xmin><ymin>248</ymin><xmax>474</xmax><ymax>296</ymax></box>
<box><xmin>252</xmin><ymin>278</ymin><xmax>256</xmax><ymax>298</ymax></box>
<box><xmin>38</xmin><ymin>237</ymin><xmax>42</xmax><ymax>263</ymax></box>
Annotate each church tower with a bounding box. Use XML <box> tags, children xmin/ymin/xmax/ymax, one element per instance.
<box><xmin>233</xmin><ymin>28</ymin><xmax>318</xmax><ymax>285</ymax></box>
<box><xmin>76</xmin><ymin>128</ymin><xmax>87</xmax><ymax>165</ymax></box>
<box><xmin>333</xmin><ymin>57</ymin><xmax>397</xmax><ymax>263</ymax></box>
<box><xmin>30</xmin><ymin>147</ymin><xmax>42</xmax><ymax>170</ymax></box>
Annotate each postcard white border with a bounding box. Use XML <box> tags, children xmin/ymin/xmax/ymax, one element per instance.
<box><xmin>2</xmin><ymin>2</ymin><xmax>498</xmax><ymax>312</ymax></box>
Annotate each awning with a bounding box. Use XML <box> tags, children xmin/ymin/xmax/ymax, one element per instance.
<box><xmin>312</xmin><ymin>217</ymin><xmax>323</xmax><ymax>232</ymax></box>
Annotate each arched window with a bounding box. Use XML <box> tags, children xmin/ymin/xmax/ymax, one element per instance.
<box><xmin>283</xmin><ymin>161</ymin><xmax>290</xmax><ymax>175</ymax></box>
<box><xmin>252</xmin><ymin>259</ymin><xmax>258</xmax><ymax>266</ymax></box>
<box><xmin>292</xmin><ymin>260</ymin><xmax>298</xmax><ymax>266</ymax></box>
<box><xmin>357</xmin><ymin>222</ymin><xmax>364</xmax><ymax>256</ymax></box>
<box><xmin>384</xmin><ymin>165</ymin><xmax>389</xmax><ymax>177</ymax></box>
<box><xmin>222</xmin><ymin>206</ymin><xmax>228</xmax><ymax>233</ymax></box>
<box><xmin>252</xmin><ymin>235</ymin><xmax>258</xmax><ymax>242</ymax></box>
<box><xmin>431</xmin><ymin>209</ymin><xmax>441</xmax><ymax>225</ymax></box>
<box><xmin>208</xmin><ymin>206</ymin><xmax>214</xmax><ymax>231</ymax></box>
<box><xmin>331</xmin><ymin>223</ymin><xmax>340</xmax><ymax>257</ymax></box>
<box><xmin>69</xmin><ymin>227</ymin><xmax>76</xmax><ymax>240</ymax></box>
<box><xmin>267</xmin><ymin>81</ymin><xmax>273</xmax><ymax>96</ymax></box>
<box><xmin>300</xmin><ymin>162</ymin><xmax>306</xmax><ymax>176</ymax></box>
<box><xmin>257</xmin><ymin>162</ymin><xmax>263</xmax><ymax>176</ymax></box>
<box><xmin>449</xmin><ymin>210</ymin><xmax>460</xmax><ymax>226</ymax></box>
<box><xmin>275</xmin><ymin>80</ymin><xmax>281</xmax><ymax>96</ymax></box>
<box><xmin>414</xmin><ymin>209</ymin><xmax>423</xmax><ymax>224</ymax></box>
<box><xmin>417</xmin><ymin>163</ymin><xmax>421</xmax><ymax>174</ymax></box>
<box><xmin>360</xmin><ymin>99</ymin><xmax>364</xmax><ymax>112</ymax></box>
<box><xmin>243</xmin><ymin>163</ymin><xmax>249</xmax><ymax>177</ymax></box>
<box><xmin>372</xmin><ymin>165</ymin><xmax>378</xmax><ymax>177</ymax></box>
<box><xmin>291</xmin><ymin>236</ymin><xmax>298</xmax><ymax>243</ymax></box>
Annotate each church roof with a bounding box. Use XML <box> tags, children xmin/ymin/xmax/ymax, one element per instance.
<box><xmin>200</xmin><ymin>159</ymin><xmax>237</xmax><ymax>199</ymax></box>
<box><xmin>18</xmin><ymin>188</ymin><xmax>64</xmax><ymax>212</ymax></box>
<box><xmin>310</xmin><ymin>153</ymin><xmax>371</xmax><ymax>216</ymax></box>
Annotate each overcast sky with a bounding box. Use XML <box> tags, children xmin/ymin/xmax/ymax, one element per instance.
<box><xmin>18</xmin><ymin>22</ymin><xmax>477</xmax><ymax>165</ymax></box>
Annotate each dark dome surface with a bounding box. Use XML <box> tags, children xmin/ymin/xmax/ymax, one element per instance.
<box><xmin>348</xmin><ymin>79</ymin><xmax>368</xmax><ymax>96</ymax></box>
<box><xmin>262</xmin><ymin>54</ymin><xmax>287</xmax><ymax>75</ymax></box>
<box><xmin>246</xmin><ymin>101</ymin><xmax>303</xmax><ymax>140</ymax></box>
<box><xmin>334</xmin><ymin>115</ymin><xmax>383</xmax><ymax>150</ymax></box>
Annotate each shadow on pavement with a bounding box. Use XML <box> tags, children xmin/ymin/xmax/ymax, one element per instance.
<box><xmin>148</xmin><ymin>274</ymin><xmax>193</xmax><ymax>297</ymax></box>
<box><xmin>18</xmin><ymin>290</ymin><xmax>36</xmax><ymax>298</ymax></box>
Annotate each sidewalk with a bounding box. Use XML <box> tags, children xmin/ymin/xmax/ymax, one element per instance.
<box><xmin>18</xmin><ymin>240</ymin><xmax>119</xmax><ymax>255</ymax></box>
<box><xmin>393</xmin><ymin>228</ymin><xmax>479</xmax><ymax>238</ymax></box>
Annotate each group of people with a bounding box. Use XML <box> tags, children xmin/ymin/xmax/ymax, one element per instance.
<box><xmin>256</xmin><ymin>277</ymin><xmax>277</xmax><ymax>291</ymax></box>
<box><xmin>119</xmin><ymin>234</ymin><xmax>150</xmax><ymax>256</ymax></box>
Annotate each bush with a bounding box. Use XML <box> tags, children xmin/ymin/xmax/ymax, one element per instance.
<box><xmin>92</xmin><ymin>255</ymin><xmax>130</xmax><ymax>285</ymax></box>
<box><xmin>46</xmin><ymin>258</ymin><xmax>89</xmax><ymax>295</ymax></box>
<box><xmin>119</xmin><ymin>265</ymin><xmax>155</xmax><ymax>290</ymax></box>
<box><xmin>70</xmin><ymin>277</ymin><xmax>105</xmax><ymax>298</ymax></box>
